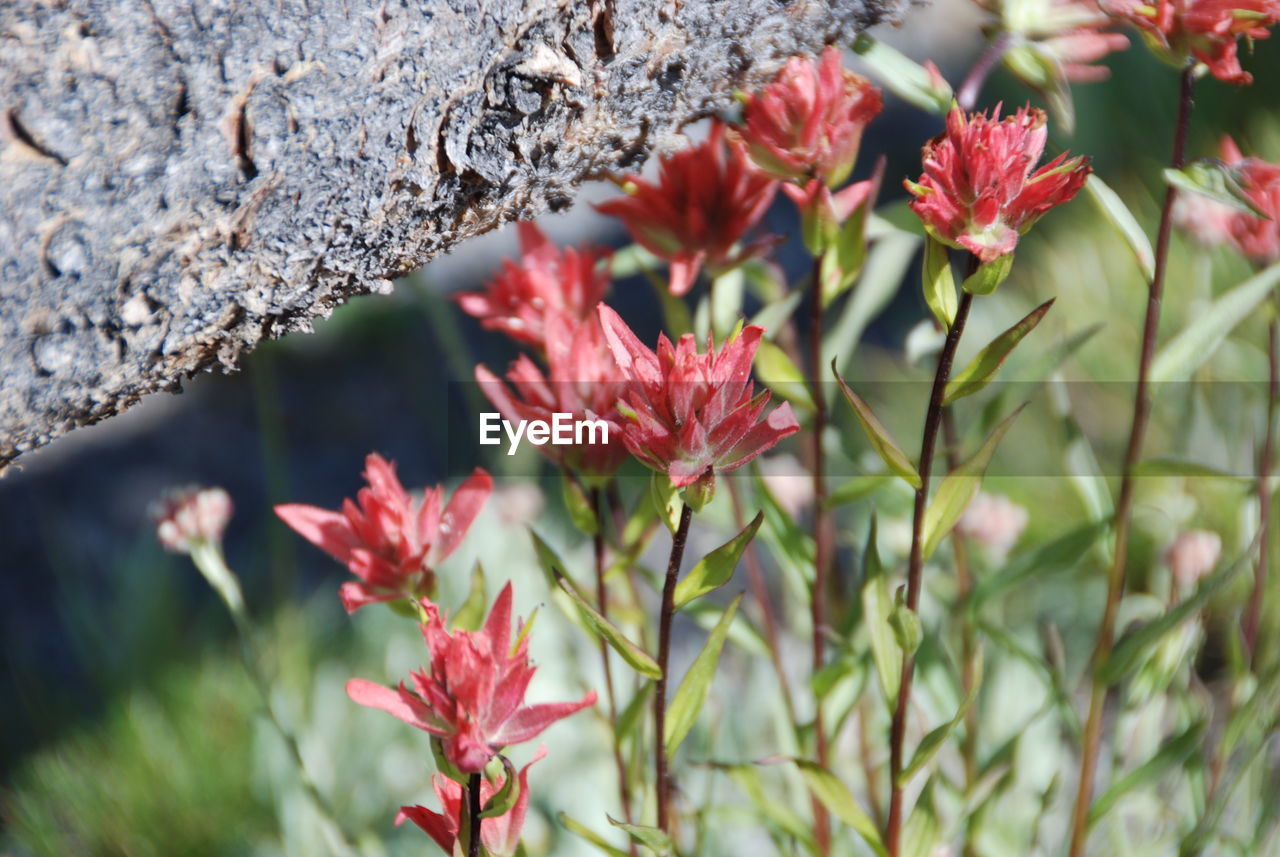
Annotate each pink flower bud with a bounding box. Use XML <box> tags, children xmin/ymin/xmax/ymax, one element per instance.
<box><xmin>1165</xmin><ymin>530</ymin><xmax>1221</xmax><ymax>590</ymax></box>
<box><xmin>153</xmin><ymin>487</ymin><xmax>233</xmax><ymax>553</ymax></box>
<box><xmin>956</xmin><ymin>492</ymin><xmax>1029</xmax><ymax>557</ymax></box>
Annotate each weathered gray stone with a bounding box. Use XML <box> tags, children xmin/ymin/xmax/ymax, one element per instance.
<box><xmin>0</xmin><ymin>0</ymin><xmax>912</xmax><ymax>468</ymax></box>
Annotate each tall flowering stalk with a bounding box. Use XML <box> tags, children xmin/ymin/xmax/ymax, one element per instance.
<box><xmin>891</xmin><ymin>104</ymin><xmax>1088</xmax><ymax>856</ymax></box>
<box><xmin>734</xmin><ymin>54</ymin><xmax>882</xmax><ymax>841</ymax></box>
<box><xmin>1175</xmin><ymin>138</ymin><xmax>1280</xmax><ymax>662</ymax></box>
<box><xmin>599</xmin><ymin>304</ymin><xmax>798</xmax><ymax>833</ymax></box>
<box><xmin>154</xmin><ymin>488</ymin><xmax>359</xmax><ymax>857</ymax></box>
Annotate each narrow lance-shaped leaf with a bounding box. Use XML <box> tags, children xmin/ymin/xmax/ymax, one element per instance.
<box><xmin>650</xmin><ymin>472</ymin><xmax>686</xmax><ymax>535</ymax></box>
<box><xmin>960</xmin><ymin>252</ymin><xmax>1014</xmax><ymax>296</ymax></box>
<box><xmin>1100</xmin><ymin>553</ymin><xmax>1249</xmax><ymax>685</ymax></box>
<box><xmin>1088</xmin><ymin>720</ymin><xmax>1205</xmax><ymax>826</ymax></box>
<box><xmin>608</xmin><ymin>818</ymin><xmax>673</xmax><ymax>856</ymax></box>
<box><xmin>451</xmin><ymin>561</ymin><xmax>489</xmax><ymax>631</ymax></box>
<box><xmin>944</xmin><ymin>299</ymin><xmax>1054</xmax><ymax>404</ymax></box>
<box><xmin>554</xmin><ymin>570</ymin><xmax>663</xmax><ymax>680</ymax></box>
<box><xmin>833</xmin><ymin>361</ymin><xmax>923</xmax><ymax>490</ymax></box>
<box><xmin>921</xmin><ymin>404</ymin><xmax>1025</xmax><ymax>560</ymax></box>
<box><xmin>970</xmin><ymin>521</ymin><xmax>1108</xmax><ymax>610</ymax></box>
<box><xmin>850</xmin><ymin>33</ymin><xmax>952</xmax><ymax>114</ymax></box>
<box><xmin>899</xmin><ymin>647</ymin><xmax>985</xmax><ymax>784</ymax></box>
<box><xmin>1084</xmin><ymin>174</ymin><xmax>1154</xmax><ymax>280</ymax></box>
<box><xmin>1165</xmin><ymin>160</ymin><xmax>1269</xmax><ymax>217</ymax></box>
<box><xmin>615</xmin><ymin>683</ymin><xmax>652</xmax><ymax>744</ymax></box>
<box><xmin>754</xmin><ymin>338</ymin><xmax>816</xmax><ymax>412</ymax></box>
<box><xmin>792</xmin><ymin>759</ymin><xmax>889</xmax><ymax>857</ymax></box>
<box><xmin>922</xmin><ymin>235</ymin><xmax>957</xmax><ymax>332</ymax></box>
<box><xmin>562</xmin><ymin>473</ymin><xmax>599</xmax><ymax>536</ymax></box>
<box><xmin>1151</xmin><ymin>260</ymin><xmax>1280</xmax><ymax>384</ymax></box>
<box><xmin>559</xmin><ymin>813</ymin><xmax>629</xmax><ymax>857</ymax></box>
<box><xmin>862</xmin><ymin>515</ymin><xmax>902</xmax><ymax>711</ymax></box>
<box><xmin>674</xmin><ymin>514</ymin><xmax>762</xmax><ymax>609</ymax></box>
<box><xmin>665</xmin><ymin>593</ymin><xmax>743</xmax><ymax>757</ymax></box>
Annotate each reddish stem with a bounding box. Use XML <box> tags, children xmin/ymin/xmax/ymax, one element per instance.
<box><xmin>655</xmin><ymin>501</ymin><xmax>694</xmax><ymax>834</ymax></box>
<box><xmin>1067</xmin><ymin>65</ymin><xmax>1196</xmax><ymax>857</ymax></box>
<box><xmin>886</xmin><ymin>283</ymin><xmax>976</xmax><ymax>856</ymax></box>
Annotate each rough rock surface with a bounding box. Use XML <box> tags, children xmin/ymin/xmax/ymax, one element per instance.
<box><xmin>0</xmin><ymin>0</ymin><xmax>912</xmax><ymax>467</ymax></box>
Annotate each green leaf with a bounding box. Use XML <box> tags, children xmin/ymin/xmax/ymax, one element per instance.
<box><xmin>1165</xmin><ymin>160</ymin><xmax>1269</xmax><ymax>218</ymax></box>
<box><xmin>750</xmin><ymin>291</ymin><xmax>804</xmax><ymax>338</ymax></box>
<box><xmin>921</xmin><ymin>405</ymin><xmax>1024</xmax><ymax>560</ymax></box>
<box><xmin>723</xmin><ymin>764</ymin><xmax>815</xmax><ymax>848</ymax></box>
<box><xmin>944</xmin><ymin>299</ymin><xmax>1055</xmax><ymax>404</ymax></box>
<box><xmin>833</xmin><ymin>362</ymin><xmax>923</xmax><ymax>490</ymax></box>
<box><xmin>890</xmin><ymin>597</ymin><xmax>923</xmax><ymax>658</ymax></box>
<box><xmin>607</xmin><ymin>818</ymin><xmax>673</xmax><ymax>856</ymax></box>
<box><xmin>862</xmin><ymin>516</ymin><xmax>902</xmax><ymax>711</ymax></box>
<box><xmin>665</xmin><ymin>593</ymin><xmax>743</xmax><ymax>757</ymax></box>
<box><xmin>922</xmin><ymin>235</ymin><xmax>958</xmax><ymax>332</ymax></box>
<box><xmin>1151</xmin><ymin>261</ymin><xmax>1280</xmax><ymax>384</ymax></box>
<box><xmin>1084</xmin><ymin>174</ymin><xmax>1154</xmax><ymax>280</ymax></box>
<box><xmin>901</xmin><ymin>783</ymin><xmax>941</xmax><ymax>857</ymax></box>
<box><xmin>970</xmin><ymin>522</ymin><xmax>1108</xmax><ymax>610</ymax></box>
<box><xmin>673</xmin><ymin>514</ymin><xmax>762</xmax><ymax>609</ymax></box>
<box><xmin>1100</xmin><ymin>555</ymin><xmax>1248</xmax><ymax>685</ymax></box>
<box><xmin>478</xmin><ymin>755</ymin><xmax>520</xmax><ymax>819</ymax></box>
<box><xmin>650</xmin><ymin>472</ymin><xmax>685</xmax><ymax>534</ymax></box>
<box><xmin>615</xmin><ymin>683</ymin><xmax>652</xmax><ymax>744</ymax></box>
<box><xmin>793</xmin><ymin>759</ymin><xmax>889</xmax><ymax>857</ymax></box>
<box><xmin>559</xmin><ymin>813</ymin><xmax>628</xmax><ymax>857</ymax></box>
<box><xmin>754</xmin><ymin>338</ymin><xmax>816</xmax><ymax>412</ymax></box>
<box><xmin>825</xmin><ymin>474</ymin><xmax>895</xmax><ymax>508</ymax></box>
<box><xmin>562</xmin><ymin>473</ymin><xmax>599</xmax><ymax>536</ymax></box>
<box><xmin>960</xmin><ymin>252</ymin><xmax>1014</xmax><ymax>296</ymax></box>
<box><xmin>452</xmin><ymin>562</ymin><xmax>488</xmax><ymax>631</ymax></box>
<box><xmin>827</xmin><ymin>229</ymin><xmax>919</xmax><ymax>374</ymax></box>
<box><xmin>609</xmin><ymin>244</ymin><xmax>663</xmax><ymax>279</ymax></box>
<box><xmin>554</xmin><ymin>570</ymin><xmax>663</xmax><ymax>679</ymax></box>
<box><xmin>1088</xmin><ymin>720</ymin><xmax>1205</xmax><ymax>825</ymax></box>
<box><xmin>899</xmin><ymin>649</ymin><xmax>984</xmax><ymax>784</ymax></box>
<box><xmin>850</xmin><ymin>33</ymin><xmax>952</xmax><ymax>114</ymax></box>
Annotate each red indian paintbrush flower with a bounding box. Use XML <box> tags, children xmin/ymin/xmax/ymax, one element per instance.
<box><xmin>275</xmin><ymin>455</ymin><xmax>492</xmax><ymax>613</ymax></box>
<box><xmin>1103</xmin><ymin>0</ymin><xmax>1280</xmax><ymax>84</ymax></box>
<box><xmin>732</xmin><ymin>46</ymin><xmax>882</xmax><ymax>186</ymax></box>
<box><xmin>1176</xmin><ymin>137</ymin><xmax>1280</xmax><ymax>264</ymax></box>
<box><xmin>396</xmin><ymin>748</ymin><xmax>544</xmax><ymax>857</ymax></box>
<box><xmin>597</xmin><ymin>304</ymin><xmax>800</xmax><ymax>492</ymax></box>
<box><xmin>346</xmin><ymin>583</ymin><xmax>596</xmax><ymax>773</ymax></box>
<box><xmin>455</xmin><ymin>221</ymin><xmax>611</xmax><ymax>349</ymax></box>
<box><xmin>905</xmin><ymin>105</ymin><xmax>1091</xmax><ymax>263</ymax></box>
<box><xmin>596</xmin><ymin>122</ymin><xmax>778</xmax><ymax>297</ymax></box>
<box><xmin>476</xmin><ymin>312</ymin><xmax>630</xmax><ymax>478</ymax></box>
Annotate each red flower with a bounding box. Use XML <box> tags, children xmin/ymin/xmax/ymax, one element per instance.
<box><xmin>1176</xmin><ymin>137</ymin><xmax>1280</xmax><ymax>264</ymax></box>
<box><xmin>476</xmin><ymin>312</ymin><xmax>630</xmax><ymax>478</ymax></box>
<box><xmin>275</xmin><ymin>455</ymin><xmax>492</xmax><ymax>613</ymax></box>
<box><xmin>596</xmin><ymin>122</ymin><xmax>778</xmax><ymax>296</ymax></box>
<box><xmin>905</xmin><ymin>105</ymin><xmax>1091</xmax><ymax>263</ymax></box>
<box><xmin>1103</xmin><ymin>0</ymin><xmax>1280</xmax><ymax>84</ymax></box>
<box><xmin>455</xmin><ymin>222</ymin><xmax>611</xmax><ymax>348</ymax></box>
<box><xmin>597</xmin><ymin>304</ymin><xmax>800</xmax><ymax>490</ymax></box>
<box><xmin>396</xmin><ymin>748</ymin><xmax>543</xmax><ymax>857</ymax></box>
<box><xmin>732</xmin><ymin>46</ymin><xmax>882</xmax><ymax>186</ymax></box>
<box><xmin>153</xmin><ymin>487</ymin><xmax>233</xmax><ymax>553</ymax></box>
<box><xmin>346</xmin><ymin>584</ymin><xmax>596</xmax><ymax>773</ymax></box>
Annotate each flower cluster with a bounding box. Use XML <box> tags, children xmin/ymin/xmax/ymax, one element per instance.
<box><xmin>477</xmin><ymin>311</ymin><xmax>630</xmax><ymax>478</ymax></box>
<box><xmin>346</xmin><ymin>583</ymin><xmax>596</xmax><ymax>773</ymax></box>
<box><xmin>598</xmin><ymin>304</ymin><xmax>800</xmax><ymax>495</ymax></box>
<box><xmin>732</xmin><ymin>46</ymin><xmax>883</xmax><ymax>187</ymax></box>
<box><xmin>455</xmin><ymin>222</ymin><xmax>611</xmax><ymax>350</ymax></box>
<box><xmin>153</xmin><ymin>487</ymin><xmax>233</xmax><ymax>553</ymax></box>
<box><xmin>275</xmin><ymin>455</ymin><xmax>492</xmax><ymax>612</ymax></box>
<box><xmin>597</xmin><ymin>122</ymin><xmax>778</xmax><ymax>296</ymax></box>
<box><xmin>1103</xmin><ymin>0</ymin><xmax>1280</xmax><ymax>84</ymax></box>
<box><xmin>396</xmin><ymin>749</ymin><xmax>543</xmax><ymax>857</ymax></box>
<box><xmin>1176</xmin><ymin>137</ymin><xmax>1280</xmax><ymax>265</ymax></box>
<box><xmin>906</xmin><ymin>105</ymin><xmax>1091</xmax><ymax>263</ymax></box>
